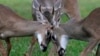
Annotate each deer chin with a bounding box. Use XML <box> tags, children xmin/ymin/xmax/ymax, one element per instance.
<box><xmin>40</xmin><ymin>43</ymin><xmax>47</xmax><ymax>52</ymax></box>
<box><xmin>58</xmin><ymin>35</ymin><xmax>69</xmax><ymax>56</ymax></box>
<box><xmin>36</xmin><ymin>33</ymin><xmax>43</xmax><ymax>45</ymax></box>
<box><xmin>35</xmin><ymin>33</ymin><xmax>48</xmax><ymax>52</ymax></box>
<box><xmin>35</xmin><ymin>33</ymin><xmax>44</xmax><ymax>50</ymax></box>
<box><xmin>58</xmin><ymin>47</ymin><xmax>65</xmax><ymax>56</ymax></box>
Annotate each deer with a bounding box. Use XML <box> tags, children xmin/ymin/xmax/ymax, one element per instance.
<box><xmin>51</xmin><ymin>7</ymin><xmax>100</xmax><ymax>56</ymax></box>
<box><xmin>0</xmin><ymin>4</ymin><xmax>53</xmax><ymax>56</ymax></box>
<box><xmin>49</xmin><ymin>0</ymin><xmax>100</xmax><ymax>56</ymax></box>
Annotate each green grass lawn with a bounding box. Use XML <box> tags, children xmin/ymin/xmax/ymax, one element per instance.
<box><xmin>0</xmin><ymin>0</ymin><xmax>100</xmax><ymax>56</ymax></box>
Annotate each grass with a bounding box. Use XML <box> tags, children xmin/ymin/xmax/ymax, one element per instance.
<box><xmin>0</xmin><ymin>0</ymin><xmax>100</xmax><ymax>56</ymax></box>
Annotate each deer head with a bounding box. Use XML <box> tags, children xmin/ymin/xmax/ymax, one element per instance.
<box><xmin>34</xmin><ymin>11</ymin><xmax>53</xmax><ymax>51</ymax></box>
<box><xmin>51</xmin><ymin>27</ymin><xmax>69</xmax><ymax>56</ymax></box>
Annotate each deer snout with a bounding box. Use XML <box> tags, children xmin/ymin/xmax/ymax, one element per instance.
<box><xmin>58</xmin><ymin>47</ymin><xmax>65</xmax><ymax>56</ymax></box>
<box><xmin>40</xmin><ymin>43</ymin><xmax>47</xmax><ymax>52</ymax></box>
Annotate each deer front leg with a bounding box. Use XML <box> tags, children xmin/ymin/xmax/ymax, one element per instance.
<box><xmin>80</xmin><ymin>39</ymin><xmax>99</xmax><ymax>56</ymax></box>
<box><xmin>5</xmin><ymin>38</ymin><xmax>11</xmax><ymax>56</ymax></box>
<box><xmin>0</xmin><ymin>40</ymin><xmax>7</xmax><ymax>56</ymax></box>
<box><xmin>24</xmin><ymin>37</ymin><xmax>37</xmax><ymax>56</ymax></box>
<box><xmin>96</xmin><ymin>43</ymin><xmax>100</xmax><ymax>56</ymax></box>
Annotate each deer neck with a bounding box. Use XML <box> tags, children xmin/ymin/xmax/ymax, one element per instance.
<box><xmin>60</xmin><ymin>21</ymin><xmax>90</xmax><ymax>42</ymax></box>
<box><xmin>13</xmin><ymin>20</ymin><xmax>42</xmax><ymax>35</ymax></box>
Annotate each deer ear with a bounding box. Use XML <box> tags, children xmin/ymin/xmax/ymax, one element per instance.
<box><xmin>36</xmin><ymin>11</ymin><xmax>49</xmax><ymax>24</ymax></box>
<box><xmin>32</xmin><ymin>0</ymin><xmax>40</xmax><ymax>10</ymax></box>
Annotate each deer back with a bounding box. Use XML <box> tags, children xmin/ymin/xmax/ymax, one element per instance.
<box><xmin>0</xmin><ymin>4</ymin><xmax>27</xmax><ymax>29</ymax></box>
<box><xmin>0</xmin><ymin>4</ymin><xmax>25</xmax><ymax>22</ymax></box>
<box><xmin>82</xmin><ymin>8</ymin><xmax>100</xmax><ymax>33</ymax></box>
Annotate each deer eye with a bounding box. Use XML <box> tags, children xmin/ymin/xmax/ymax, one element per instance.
<box><xmin>52</xmin><ymin>35</ymin><xmax>57</xmax><ymax>41</ymax></box>
<box><xmin>47</xmin><ymin>31</ymin><xmax>51</xmax><ymax>38</ymax></box>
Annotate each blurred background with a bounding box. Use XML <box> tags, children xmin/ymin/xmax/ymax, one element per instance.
<box><xmin>0</xmin><ymin>0</ymin><xmax>100</xmax><ymax>56</ymax></box>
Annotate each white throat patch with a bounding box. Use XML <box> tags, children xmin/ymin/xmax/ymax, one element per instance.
<box><xmin>36</xmin><ymin>33</ymin><xmax>43</xmax><ymax>45</ymax></box>
<box><xmin>60</xmin><ymin>35</ymin><xmax>69</xmax><ymax>49</ymax></box>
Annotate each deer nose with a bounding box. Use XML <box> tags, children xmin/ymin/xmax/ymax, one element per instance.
<box><xmin>40</xmin><ymin>43</ymin><xmax>47</xmax><ymax>52</ymax></box>
<box><xmin>58</xmin><ymin>48</ymin><xmax>65</xmax><ymax>56</ymax></box>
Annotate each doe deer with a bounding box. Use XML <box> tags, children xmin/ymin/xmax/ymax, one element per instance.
<box><xmin>52</xmin><ymin>8</ymin><xmax>100</xmax><ymax>56</ymax></box>
<box><xmin>0</xmin><ymin>4</ymin><xmax>53</xmax><ymax>56</ymax></box>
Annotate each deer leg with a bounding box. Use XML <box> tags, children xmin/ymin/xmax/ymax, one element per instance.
<box><xmin>0</xmin><ymin>40</ymin><xmax>7</xmax><ymax>56</ymax></box>
<box><xmin>5</xmin><ymin>38</ymin><xmax>11</xmax><ymax>56</ymax></box>
<box><xmin>80</xmin><ymin>39</ymin><xmax>99</xmax><ymax>56</ymax></box>
<box><xmin>24</xmin><ymin>37</ymin><xmax>36</xmax><ymax>56</ymax></box>
<box><xmin>96</xmin><ymin>43</ymin><xmax>100</xmax><ymax>56</ymax></box>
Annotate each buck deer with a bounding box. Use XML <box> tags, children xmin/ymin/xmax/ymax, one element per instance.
<box><xmin>51</xmin><ymin>7</ymin><xmax>100</xmax><ymax>56</ymax></box>
<box><xmin>0</xmin><ymin>4</ymin><xmax>53</xmax><ymax>56</ymax></box>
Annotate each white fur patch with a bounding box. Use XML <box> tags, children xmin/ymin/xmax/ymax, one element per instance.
<box><xmin>36</xmin><ymin>33</ymin><xmax>43</xmax><ymax>45</ymax></box>
<box><xmin>60</xmin><ymin>35</ymin><xmax>69</xmax><ymax>49</ymax></box>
